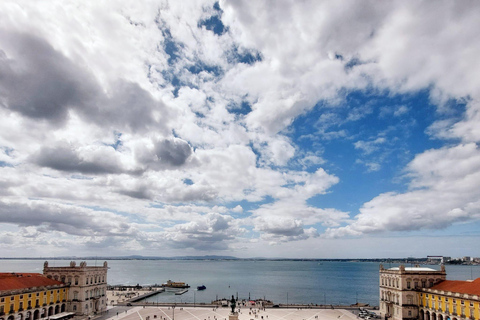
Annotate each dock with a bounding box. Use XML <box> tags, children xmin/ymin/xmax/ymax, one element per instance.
<box><xmin>126</xmin><ymin>288</ymin><xmax>165</xmax><ymax>303</ymax></box>
<box><xmin>175</xmin><ymin>289</ymin><xmax>188</xmax><ymax>295</ymax></box>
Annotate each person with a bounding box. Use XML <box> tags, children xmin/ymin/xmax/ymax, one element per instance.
<box><xmin>230</xmin><ymin>295</ymin><xmax>236</xmax><ymax>314</ymax></box>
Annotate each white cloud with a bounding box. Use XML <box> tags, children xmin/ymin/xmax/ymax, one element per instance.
<box><xmin>326</xmin><ymin>143</ymin><xmax>480</xmax><ymax>238</ymax></box>
<box><xmin>1</xmin><ymin>0</ymin><xmax>480</xmax><ymax>256</ymax></box>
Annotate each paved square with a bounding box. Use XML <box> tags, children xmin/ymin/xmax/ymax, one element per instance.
<box><xmin>110</xmin><ymin>307</ymin><xmax>358</xmax><ymax>320</ymax></box>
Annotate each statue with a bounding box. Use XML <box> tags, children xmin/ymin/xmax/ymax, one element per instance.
<box><xmin>230</xmin><ymin>295</ymin><xmax>236</xmax><ymax>314</ymax></box>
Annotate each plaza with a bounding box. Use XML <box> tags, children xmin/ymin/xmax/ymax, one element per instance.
<box><xmin>107</xmin><ymin>306</ymin><xmax>358</xmax><ymax>320</ymax></box>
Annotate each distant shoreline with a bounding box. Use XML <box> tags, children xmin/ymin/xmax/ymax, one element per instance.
<box><xmin>1</xmin><ymin>256</ymin><xmax>477</xmax><ymax>265</ymax></box>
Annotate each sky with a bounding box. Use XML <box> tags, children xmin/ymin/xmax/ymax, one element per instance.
<box><xmin>1</xmin><ymin>1</ymin><xmax>480</xmax><ymax>259</ymax></box>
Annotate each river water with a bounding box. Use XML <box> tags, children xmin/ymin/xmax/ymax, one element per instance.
<box><xmin>1</xmin><ymin>260</ymin><xmax>479</xmax><ymax>307</ymax></box>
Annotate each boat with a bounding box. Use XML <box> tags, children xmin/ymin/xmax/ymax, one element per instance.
<box><xmin>197</xmin><ymin>285</ymin><xmax>206</xmax><ymax>290</ymax></box>
<box><xmin>161</xmin><ymin>280</ymin><xmax>190</xmax><ymax>288</ymax></box>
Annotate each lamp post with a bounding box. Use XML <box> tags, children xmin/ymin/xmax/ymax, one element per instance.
<box><xmin>194</xmin><ymin>291</ymin><xmax>196</xmax><ymax>308</ymax></box>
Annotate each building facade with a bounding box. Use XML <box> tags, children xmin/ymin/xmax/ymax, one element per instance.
<box><xmin>379</xmin><ymin>264</ymin><xmax>447</xmax><ymax>320</ymax></box>
<box><xmin>0</xmin><ymin>273</ymin><xmax>69</xmax><ymax>320</ymax></box>
<box><xmin>419</xmin><ymin>278</ymin><xmax>480</xmax><ymax>320</ymax></box>
<box><xmin>43</xmin><ymin>261</ymin><xmax>108</xmax><ymax>316</ymax></box>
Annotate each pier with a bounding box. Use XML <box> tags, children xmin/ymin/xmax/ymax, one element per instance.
<box><xmin>125</xmin><ymin>288</ymin><xmax>165</xmax><ymax>303</ymax></box>
<box><xmin>174</xmin><ymin>289</ymin><xmax>188</xmax><ymax>295</ymax></box>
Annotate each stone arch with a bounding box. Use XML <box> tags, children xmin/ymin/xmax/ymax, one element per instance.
<box><xmin>48</xmin><ymin>307</ymin><xmax>53</xmax><ymax>316</ymax></box>
<box><xmin>432</xmin><ymin>312</ymin><xmax>437</xmax><ymax>320</ymax></box>
<box><xmin>33</xmin><ymin>310</ymin><xmax>40</xmax><ymax>320</ymax></box>
<box><xmin>17</xmin><ymin>313</ymin><xmax>24</xmax><ymax>320</ymax></box>
<box><xmin>8</xmin><ymin>315</ymin><xmax>14</xmax><ymax>320</ymax></box>
<box><xmin>425</xmin><ymin>311</ymin><xmax>431</xmax><ymax>320</ymax></box>
<box><xmin>438</xmin><ymin>314</ymin><xmax>444</xmax><ymax>320</ymax></box>
<box><xmin>41</xmin><ymin>309</ymin><xmax>46</xmax><ymax>318</ymax></box>
<box><xmin>54</xmin><ymin>305</ymin><xmax>59</xmax><ymax>314</ymax></box>
<box><xmin>25</xmin><ymin>312</ymin><xmax>31</xmax><ymax>320</ymax></box>
<box><xmin>419</xmin><ymin>310</ymin><xmax>424</xmax><ymax>320</ymax></box>
<box><xmin>61</xmin><ymin>304</ymin><xmax>66</xmax><ymax>313</ymax></box>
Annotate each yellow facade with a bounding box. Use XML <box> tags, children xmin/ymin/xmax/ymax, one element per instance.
<box><xmin>0</xmin><ymin>288</ymin><xmax>68</xmax><ymax>320</ymax></box>
<box><xmin>419</xmin><ymin>292</ymin><xmax>480</xmax><ymax>320</ymax></box>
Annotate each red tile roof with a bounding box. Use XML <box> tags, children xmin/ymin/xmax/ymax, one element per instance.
<box><xmin>0</xmin><ymin>273</ymin><xmax>64</xmax><ymax>292</ymax></box>
<box><xmin>430</xmin><ymin>278</ymin><xmax>480</xmax><ymax>295</ymax></box>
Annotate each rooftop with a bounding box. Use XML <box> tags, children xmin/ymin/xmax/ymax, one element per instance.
<box><xmin>428</xmin><ymin>278</ymin><xmax>480</xmax><ymax>296</ymax></box>
<box><xmin>388</xmin><ymin>267</ymin><xmax>438</xmax><ymax>272</ymax></box>
<box><xmin>0</xmin><ymin>273</ymin><xmax>65</xmax><ymax>292</ymax></box>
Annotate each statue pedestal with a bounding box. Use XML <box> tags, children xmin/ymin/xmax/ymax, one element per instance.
<box><xmin>229</xmin><ymin>313</ymin><xmax>238</xmax><ymax>320</ymax></box>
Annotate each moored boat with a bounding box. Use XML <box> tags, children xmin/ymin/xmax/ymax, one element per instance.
<box><xmin>161</xmin><ymin>280</ymin><xmax>190</xmax><ymax>288</ymax></box>
<box><xmin>197</xmin><ymin>285</ymin><xmax>206</xmax><ymax>290</ymax></box>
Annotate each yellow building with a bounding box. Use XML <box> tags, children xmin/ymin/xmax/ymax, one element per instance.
<box><xmin>419</xmin><ymin>278</ymin><xmax>480</xmax><ymax>320</ymax></box>
<box><xmin>0</xmin><ymin>273</ymin><xmax>70</xmax><ymax>320</ymax></box>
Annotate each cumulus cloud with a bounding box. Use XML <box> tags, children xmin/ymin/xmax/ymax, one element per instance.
<box><xmin>161</xmin><ymin>213</ymin><xmax>245</xmax><ymax>250</ymax></box>
<box><xmin>325</xmin><ymin>143</ymin><xmax>480</xmax><ymax>238</ymax></box>
<box><xmin>1</xmin><ymin>0</ymin><xmax>480</xmax><ymax>257</ymax></box>
<box><xmin>0</xmin><ymin>199</ymin><xmax>135</xmax><ymax>237</ymax></box>
<box><xmin>0</xmin><ymin>31</ymin><xmax>171</xmax><ymax>134</ymax></box>
<box><xmin>32</xmin><ymin>143</ymin><xmax>126</xmax><ymax>174</ymax></box>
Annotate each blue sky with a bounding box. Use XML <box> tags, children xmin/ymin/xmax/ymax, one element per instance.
<box><xmin>0</xmin><ymin>0</ymin><xmax>480</xmax><ymax>258</ymax></box>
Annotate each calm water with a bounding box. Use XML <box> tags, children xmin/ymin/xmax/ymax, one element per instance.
<box><xmin>1</xmin><ymin>260</ymin><xmax>479</xmax><ymax>307</ymax></box>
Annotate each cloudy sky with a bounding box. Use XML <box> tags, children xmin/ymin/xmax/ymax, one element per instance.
<box><xmin>1</xmin><ymin>1</ymin><xmax>480</xmax><ymax>259</ymax></box>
